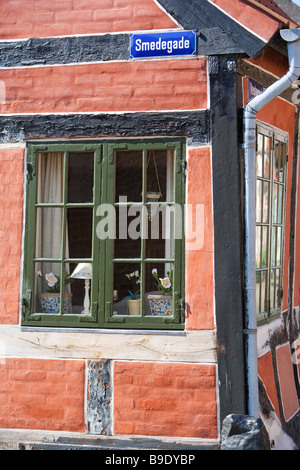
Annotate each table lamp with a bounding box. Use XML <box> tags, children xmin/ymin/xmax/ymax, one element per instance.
<box><xmin>71</xmin><ymin>263</ymin><xmax>92</xmax><ymax>314</ymax></box>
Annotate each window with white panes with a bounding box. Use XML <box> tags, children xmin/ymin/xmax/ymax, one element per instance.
<box><xmin>255</xmin><ymin>124</ymin><xmax>288</xmax><ymax>322</ymax></box>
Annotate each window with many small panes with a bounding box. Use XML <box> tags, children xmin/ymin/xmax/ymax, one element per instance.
<box><xmin>255</xmin><ymin>124</ymin><xmax>288</xmax><ymax>322</ymax></box>
<box><xmin>22</xmin><ymin>140</ymin><xmax>186</xmax><ymax>330</ymax></box>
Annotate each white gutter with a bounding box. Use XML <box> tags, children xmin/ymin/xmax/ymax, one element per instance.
<box><xmin>243</xmin><ymin>28</ymin><xmax>300</xmax><ymax>418</ymax></box>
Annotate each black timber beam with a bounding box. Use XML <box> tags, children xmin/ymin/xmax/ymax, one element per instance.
<box><xmin>0</xmin><ymin>34</ymin><xmax>129</xmax><ymax>68</ymax></box>
<box><xmin>0</xmin><ymin>110</ymin><xmax>209</xmax><ymax>146</ymax></box>
<box><xmin>0</xmin><ymin>30</ymin><xmax>248</xmax><ymax>68</ymax></box>
<box><xmin>209</xmin><ymin>55</ymin><xmax>247</xmax><ymax>421</ymax></box>
<box><xmin>0</xmin><ymin>31</ymin><xmax>247</xmax><ymax>68</ymax></box>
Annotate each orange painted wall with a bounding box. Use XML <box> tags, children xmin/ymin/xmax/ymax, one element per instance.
<box><xmin>211</xmin><ymin>0</ymin><xmax>281</xmax><ymax>42</ymax></box>
<box><xmin>113</xmin><ymin>361</ymin><xmax>218</xmax><ymax>439</ymax></box>
<box><xmin>0</xmin><ymin>148</ymin><xmax>24</xmax><ymax>325</ymax></box>
<box><xmin>247</xmin><ymin>49</ymin><xmax>289</xmax><ymax>78</ymax></box>
<box><xmin>258</xmin><ymin>351</ymin><xmax>280</xmax><ymax>419</ymax></box>
<box><xmin>0</xmin><ymin>59</ymin><xmax>207</xmax><ymax>114</ymax></box>
<box><xmin>0</xmin><ymin>358</ymin><xmax>85</xmax><ymax>432</ymax></box>
<box><xmin>186</xmin><ymin>147</ymin><xmax>215</xmax><ymax>330</ymax></box>
<box><xmin>0</xmin><ymin>0</ymin><xmax>177</xmax><ymax>40</ymax></box>
<box><xmin>276</xmin><ymin>343</ymin><xmax>300</xmax><ymax>421</ymax></box>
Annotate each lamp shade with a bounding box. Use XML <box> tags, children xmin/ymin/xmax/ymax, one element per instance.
<box><xmin>71</xmin><ymin>263</ymin><xmax>92</xmax><ymax>279</ymax></box>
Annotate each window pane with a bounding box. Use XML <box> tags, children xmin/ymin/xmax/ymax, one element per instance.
<box><xmin>114</xmin><ymin>209</ymin><xmax>142</xmax><ymax>259</ymax></box>
<box><xmin>256</xmin><ymin>180</ymin><xmax>262</xmax><ymax>223</ymax></box>
<box><xmin>277</xmin><ymin>185</ymin><xmax>283</xmax><ymax>224</ymax></box>
<box><xmin>256</xmin><ymin>226</ymin><xmax>261</xmax><ymax>268</ymax></box>
<box><xmin>274</xmin><ymin>141</ymin><xmax>285</xmax><ymax>182</ymax></box>
<box><xmin>115</xmin><ymin>151</ymin><xmax>142</xmax><ymax>202</ymax></box>
<box><xmin>35</xmin><ymin>207</ymin><xmax>63</xmax><ymax>259</ymax></box>
<box><xmin>37</xmin><ymin>152</ymin><xmax>64</xmax><ymax>204</ymax></box>
<box><xmin>34</xmin><ymin>262</ymin><xmax>73</xmax><ymax>314</ymax></box>
<box><xmin>276</xmin><ymin>227</ymin><xmax>282</xmax><ymax>266</ymax></box>
<box><xmin>272</xmin><ymin>183</ymin><xmax>278</xmax><ymax>223</ymax></box>
<box><xmin>270</xmin><ymin>269</ymin><xmax>275</xmax><ymax>309</ymax></box>
<box><xmin>264</xmin><ymin>137</ymin><xmax>271</xmax><ymax>179</ymax></box>
<box><xmin>256</xmin><ymin>226</ymin><xmax>268</xmax><ymax>269</ymax></box>
<box><xmin>262</xmin><ymin>226</ymin><xmax>268</xmax><ymax>268</ymax></box>
<box><xmin>256</xmin><ymin>181</ymin><xmax>269</xmax><ymax>224</ymax></box>
<box><xmin>67</xmin><ymin>208</ymin><xmax>93</xmax><ymax>259</ymax></box>
<box><xmin>68</xmin><ymin>152</ymin><xmax>94</xmax><ymax>203</ymax></box>
<box><xmin>271</xmin><ymin>227</ymin><xmax>276</xmax><ymax>267</ymax></box>
<box><xmin>146</xmin><ymin>206</ymin><xmax>175</xmax><ymax>259</ymax></box>
<box><xmin>270</xmin><ymin>226</ymin><xmax>282</xmax><ymax>268</ymax></box>
<box><xmin>146</xmin><ymin>150</ymin><xmax>173</xmax><ymax>203</ymax></box>
<box><xmin>257</xmin><ymin>134</ymin><xmax>263</xmax><ymax>177</ymax></box>
<box><xmin>145</xmin><ymin>263</ymin><xmax>173</xmax><ymax>317</ymax></box>
<box><xmin>113</xmin><ymin>263</ymin><xmax>141</xmax><ymax>316</ymax></box>
<box><xmin>262</xmin><ymin>182</ymin><xmax>269</xmax><ymax>223</ymax></box>
<box><xmin>69</xmin><ymin>262</ymin><xmax>92</xmax><ymax>315</ymax></box>
<box><xmin>256</xmin><ymin>270</ymin><xmax>268</xmax><ymax>315</ymax></box>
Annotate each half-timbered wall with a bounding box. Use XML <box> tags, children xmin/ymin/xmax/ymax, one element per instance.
<box><xmin>0</xmin><ymin>0</ymin><xmax>218</xmax><ymax>447</ymax></box>
<box><xmin>0</xmin><ymin>0</ymin><xmax>299</xmax><ymax>451</ymax></box>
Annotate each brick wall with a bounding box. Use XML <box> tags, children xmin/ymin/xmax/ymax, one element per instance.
<box><xmin>113</xmin><ymin>361</ymin><xmax>218</xmax><ymax>439</ymax></box>
<box><xmin>0</xmin><ymin>149</ymin><xmax>24</xmax><ymax>325</ymax></box>
<box><xmin>0</xmin><ymin>358</ymin><xmax>218</xmax><ymax>439</ymax></box>
<box><xmin>0</xmin><ymin>0</ymin><xmax>177</xmax><ymax>40</ymax></box>
<box><xmin>0</xmin><ymin>358</ymin><xmax>85</xmax><ymax>432</ymax></box>
<box><xmin>0</xmin><ymin>59</ymin><xmax>207</xmax><ymax>114</ymax></box>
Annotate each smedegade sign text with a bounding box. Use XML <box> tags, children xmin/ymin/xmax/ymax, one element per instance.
<box><xmin>130</xmin><ymin>30</ymin><xmax>197</xmax><ymax>59</ymax></box>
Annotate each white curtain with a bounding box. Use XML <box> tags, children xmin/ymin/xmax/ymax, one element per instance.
<box><xmin>35</xmin><ymin>152</ymin><xmax>69</xmax><ymax>307</ymax></box>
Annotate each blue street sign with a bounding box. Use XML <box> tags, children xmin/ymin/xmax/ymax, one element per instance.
<box><xmin>130</xmin><ymin>30</ymin><xmax>197</xmax><ymax>59</ymax></box>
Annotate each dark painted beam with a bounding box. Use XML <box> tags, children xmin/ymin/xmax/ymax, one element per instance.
<box><xmin>0</xmin><ymin>34</ymin><xmax>129</xmax><ymax>67</ymax></box>
<box><xmin>0</xmin><ymin>30</ymin><xmax>243</xmax><ymax>68</ymax></box>
<box><xmin>0</xmin><ymin>110</ymin><xmax>209</xmax><ymax>146</ymax></box>
<box><xmin>209</xmin><ymin>55</ymin><xmax>247</xmax><ymax>421</ymax></box>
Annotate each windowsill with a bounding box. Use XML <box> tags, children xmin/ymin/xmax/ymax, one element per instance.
<box><xmin>257</xmin><ymin>312</ymin><xmax>281</xmax><ymax>327</ymax></box>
